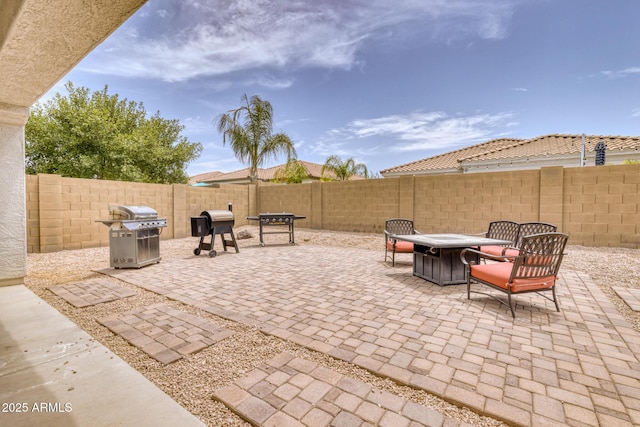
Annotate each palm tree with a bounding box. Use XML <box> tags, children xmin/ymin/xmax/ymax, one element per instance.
<box><xmin>215</xmin><ymin>94</ymin><xmax>296</xmax><ymax>182</ymax></box>
<box><xmin>321</xmin><ymin>155</ymin><xmax>369</xmax><ymax>181</ymax></box>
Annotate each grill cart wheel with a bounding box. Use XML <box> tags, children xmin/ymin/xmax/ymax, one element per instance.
<box><xmin>194</xmin><ymin>248</ymin><xmax>201</xmax><ymax>256</ymax></box>
<box><xmin>209</xmin><ymin>250</ymin><xmax>217</xmax><ymax>257</ymax></box>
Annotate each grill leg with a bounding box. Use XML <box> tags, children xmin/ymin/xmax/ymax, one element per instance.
<box><xmin>227</xmin><ymin>230</ymin><xmax>239</xmax><ymax>253</ymax></box>
<box><xmin>259</xmin><ymin>222</ymin><xmax>265</xmax><ymax>246</ymax></box>
<box><xmin>289</xmin><ymin>223</ymin><xmax>295</xmax><ymax>245</ymax></box>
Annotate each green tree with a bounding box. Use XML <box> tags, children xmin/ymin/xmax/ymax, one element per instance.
<box><xmin>215</xmin><ymin>94</ymin><xmax>296</xmax><ymax>182</ymax></box>
<box><xmin>25</xmin><ymin>81</ymin><xmax>202</xmax><ymax>184</ymax></box>
<box><xmin>273</xmin><ymin>159</ymin><xmax>310</xmax><ymax>184</ymax></box>
<box><xmin>321</xmin><ymin>155</ymin><xmax>369</xmax><ymax>181</ymax></box>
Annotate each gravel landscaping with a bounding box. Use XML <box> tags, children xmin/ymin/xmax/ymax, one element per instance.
<box><xmin>24</xmin><ymin>226</ymin><xmax>640</xmax><ymax>426</ymax></box>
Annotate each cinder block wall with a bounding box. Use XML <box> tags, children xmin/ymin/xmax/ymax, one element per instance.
<box><xmin>410</xmin><ymin>169</ymin><xmax>542</xmax><ymax>234</ymax></box>
<box><xmin>25</xmin><ymin>163</ymin><xmax>640</xmax><ymax>252</ymax></box>
<box><xmin>184</xmin><ymin>184</ymin><xmax>250</xmax><ymax>234</ymax></box>
<box><xmin>562</xmin><ymin>164</ymin><xmax>640</xmax><ymax>247</ymax></box>
<box><xmin>256</xmin><ymin>164</ymin><xmax>640</xmax><ymax>248</ymax></box>
<box><xmin>257</xmin><ymin>183</ymin><xmax>311</xmax><ymax>228</ymax></box>
<box><xmin>26</xmin><ymin>174</ymin><xmax>249</xmax><ymax>253</ymax></box>
<box><xmin>319</xmin><ymin>179</ymin><xmax>401</xmax><ymax>233</ymax></box>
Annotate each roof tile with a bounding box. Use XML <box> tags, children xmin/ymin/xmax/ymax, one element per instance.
<box><xmin>381</xmin><ymin>134</ymin><xmax>640</xmax><ymax>174</ymax></box>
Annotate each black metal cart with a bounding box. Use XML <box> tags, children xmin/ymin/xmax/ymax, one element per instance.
<box><xmin>191</xmin><ymin>210</ymin><xmax>239</xmax><ymax>257</ymax></box>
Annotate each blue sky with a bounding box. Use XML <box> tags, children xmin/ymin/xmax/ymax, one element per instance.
<box><xmin>42</xmin><ymin>0</ymin><xmax>640</xmax><ymax>176</ymax></box>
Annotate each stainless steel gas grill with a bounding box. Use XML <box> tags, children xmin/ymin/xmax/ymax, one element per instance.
<box><xmin>191</xmin><ymin>210</ymin><xmax>239</xmax><ymax>257</ymax></box>
<box><xmin>246</xmin><ymin>212</ymin><xmax>306</xmax><ymax>246</ymax></box>
<box><xmin>98</xmin><ymin>205</ymin><xmax>167</xmax><ymax>269</ymax></box>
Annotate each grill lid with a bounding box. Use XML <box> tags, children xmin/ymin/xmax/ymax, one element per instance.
<box><xmin>110</xmin><ymin>205</ymin><xmax>158</xmax><ymax>220</ymax></box>
<box><xmin>201</xmin><ymin>210</ymin><xmax>234</xmax><ymax>222</ymax></box>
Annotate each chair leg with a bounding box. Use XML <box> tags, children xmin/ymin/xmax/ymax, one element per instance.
<box><xmin>552</xmin><ymin>286</ymin><xmax>560</xmax><ymax>312</ymax></box>
<box><xmin>507</xmin><ymin>292</ymin><xmax>516</xmax><ymax>318</ymax></box>
<box><xmin>392</xmin><ymin>248</ymin><xmax>396</xmax><ymax>267</ymax></box>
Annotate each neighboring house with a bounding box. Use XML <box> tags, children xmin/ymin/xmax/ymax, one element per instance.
<box><xmin>190</xmin><ymin>160</ymin><xmax>364</xmax><ymax>185</ymax></box>
<box><xmin>188</xmin><ymin>171</ymin><xmax>225</xmax><ymax>186</ymax></box>
<box><xmin>381</xmin><ymin>134</ymin><xmax>640</xmax><ymax>177</ymax></box>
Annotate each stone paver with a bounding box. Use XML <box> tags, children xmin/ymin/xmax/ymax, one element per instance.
<box><xmin>48</xmin><ymin>278</ymin><xmax>135</xmax><ymax>307</ymax></box>
<box><xmin>98</xmin><ymin>303</ymin><xmax>234</xmax><ymax>364</ymax></box>
<box><xmin>613</xmin><ymin>286</ymin><xmax>640</xmax><ymax>311</ymax></box>
<box><xmin>102</xmin><ymin>245</ymin><xmax>640</xmax><ymax>426</ymax></box>
<box><xmin>214</xmin><ymin>352</ymin><xmax>452</xmax><ymax>427</ymax></box>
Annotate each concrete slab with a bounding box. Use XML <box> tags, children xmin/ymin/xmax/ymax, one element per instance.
<box><xmin>0</xmin><ymin>285</ymin><xmax>205</xmax><ymax>427</ymax></box>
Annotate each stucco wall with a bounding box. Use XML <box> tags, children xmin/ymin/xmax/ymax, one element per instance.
<box><xmin>0</xmin><ymin>107</ymin><xmax>28</xmax><ymax>284</ymax></box>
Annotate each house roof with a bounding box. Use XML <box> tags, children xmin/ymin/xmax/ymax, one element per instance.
<box><xmin>190</xmin><ymin>160</ymin><xmax>364</xmax><ymax>185</ymax></box>
<box><xmin>381</xmin><ymin>134</ymin><xmax>640</xmax><ymax>175</ymax></box>
<box><xmin>188</xmin><ymin>171</ymin><xmax>225</xmax><ymax>185</ymax></box>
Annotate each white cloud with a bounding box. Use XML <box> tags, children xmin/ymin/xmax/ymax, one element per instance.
<box><xmin>601</xmin><ymin>67</ymin><xmax>640</xmax><ymax>79</ymax></box>
<box><xmin>313</xmin><ymin>111</ymin><xmax>516</xmax><ymax>155</ymax></box>
<box><xmin>79</xmin><ymin>0</ymin><xmax>519</xmax><ymax>83</ymax></box>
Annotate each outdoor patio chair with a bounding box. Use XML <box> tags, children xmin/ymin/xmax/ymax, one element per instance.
<box><xmin>384</xmin><ymin>218</ymin><xmax>419</xmax><ymax>266</ymax></box>
<box><xmin>476</xmin><ymin>220</ymin><xmax>520</xmax><ymax>258</ymax></box>
<box><xmin>501</xmin><ymin>222</ymin><xmax>558</xmax><ymax>259</ymax></box>
<box><xmin>461</xmin><ymin>232</ymin><xmax>569</xmax><ymax>318</ymax></box>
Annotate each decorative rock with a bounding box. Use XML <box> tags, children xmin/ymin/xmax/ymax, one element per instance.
<box><xmin>237</xmin><ymin>229</ymin><xmax>253</xmax><ymax>240</ymax></box>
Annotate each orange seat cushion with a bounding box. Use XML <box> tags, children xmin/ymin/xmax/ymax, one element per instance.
<box><xmin>386</xmin><ymin>241</ymin><xmax>414</xmax><ymax>253</ymax></box>
<box><xmin>470</xmin><ymin>263</ymin><xmax>556</xmax><ymax>293</ymax></box>
<box><xmin>503</xmin><ymin>248</ymin><xmax>520</xmax><ymax>259</ymax></box>
<box><xmin>479</xmin><ymin>245</ymin><xmax>507</xmax><ymax>257</ymax></box>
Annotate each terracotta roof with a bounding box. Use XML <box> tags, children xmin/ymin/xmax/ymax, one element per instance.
<box><xmin>190</xmin><ymin>160</ymin><xmax>364</xmax><ymax>184</ymax></box>
<box><xmin>188</xmin><ymin>170</ymin><xmax>224</xmax><ymax>184</ymax></box>
<box><xmin>380</xmin><ymin>137</ymin><xmax>523</xmax><ymax>174</ymax></box>
<box><xmin>381</xmin><ymin>134</ymin><xmax>640</xmax><ymax>175</ymax></box>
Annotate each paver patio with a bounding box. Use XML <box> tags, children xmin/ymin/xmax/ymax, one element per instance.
<box><xmin>98</xmin><ymin>303</ymin><xmax>234</xmax><ymax>364</ymax></box>
<box><xmin>215</xmin><ymin>351</ymin><xmax>450</xmax><ymax>427</ymax></box>
<box><xmin>101</xmin><ymin>245</ymin><xmax>640</xmax><ymax>426</ymax></box>
<box><xmin>48</xmin><ymin>278</ymin><xmax>135</xmax><ymax>307</ymax></box>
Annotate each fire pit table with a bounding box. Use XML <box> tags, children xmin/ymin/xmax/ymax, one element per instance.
<box><xmin>391</xmin><ymin>233</ymin><xmax>511</xmax><ymax>286</ymax></box>
<box><xmin>246</xmin><ymin>213</ymin><xmax>306</xmax><ymax>246</ymax></box>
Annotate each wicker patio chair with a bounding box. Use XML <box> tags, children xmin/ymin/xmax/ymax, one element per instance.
<box><xmin>477</xmin><ymin>220</ymin><xmax>520</xmax><ymax>257</ymax></box>
<box><xmin>384</xmin><ymin>219</ymin><xmax>419</xmax><ymax>266</ymax></box>
<box><xmin>461</xmin><ymin>232</ymin><xmax>569</xmax><ymax>318</ymax></box>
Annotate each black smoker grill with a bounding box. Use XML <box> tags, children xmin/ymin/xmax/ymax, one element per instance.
<box><xmin>191</xmin><ymin>210</ymin><xmax>239</xmax><ymax>257</ymax></box>
<box><xmin>98</xmin><ymin>205</ymin><xmax>167</xmax><ymax>269</ymax></box>
<box><xmin>246</xmin><ymin>212</ymin><xmax>306</xmax><ymax>246</ymax></box>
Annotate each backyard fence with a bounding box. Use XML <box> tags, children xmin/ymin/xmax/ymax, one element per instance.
<box><xmin>26</xmin><ymin>163</ymin><xmax>640</xmax><ymax>253</ymax></box>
